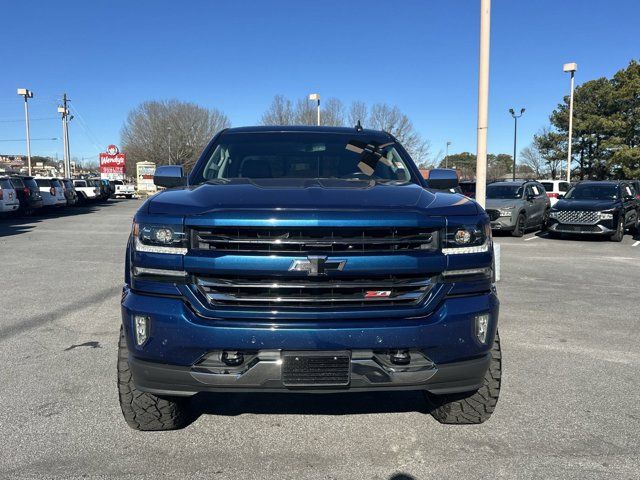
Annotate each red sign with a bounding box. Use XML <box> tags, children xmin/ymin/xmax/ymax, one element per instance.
<box><xmin>99</xmin><ymin>144</ymin><xmax>126</xmax><ymax>174</ymax></box>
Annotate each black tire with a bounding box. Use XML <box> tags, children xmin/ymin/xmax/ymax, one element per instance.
<box><xmin>540</xmin><ymin>209</ymin><xmax>550</xmax><ymax>231</ymax></box>
<box><xmin>610</xmin><ymin>215</ymin><xmax>624</xmax><ymax>242</ymax></box>
<box><xmin>425</xmin><ymin>331</ymin><xmax>502</xmax><ymax>425</ymax></box>
<box><xmin>511</xmin><ymin>213</ymin><xmax>525</xmax><ymax>237</ymax></box>
<box><xmin>117</xmin><ymin>326</ymin><xmax>191</xmax><ymax>431</ymax></box>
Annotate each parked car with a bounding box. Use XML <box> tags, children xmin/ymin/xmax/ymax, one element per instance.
<box><xmin>118</xmin><ymin>126</ymin><xmax>501</xmax><ymax>430</ymax></box>
<box><xmin>459</xmin><ymin>180</ymin><xmax>476</xmax><ymax>198</ymax></box>
<box><xmin>0</xmin><ymin>176</ymin><xmax>21</xmax><ymax>214</ymax></box>
<box><xmin>485</xmin><ymin>180</ymin><xmax>550</xmax><ymax>236</ymax></box>
<box><xmin>89</xmin><ymin>178</ymin><xmax>110</xmax><ymax>201</ymax></box>
<box><xmin>35</xmin><ymin>177</ymin><xmax>67</xmax><ymax>208</ymax></box>
<box><xmin>9</xmin><ymin>175</ymin><xmax>44</xmax><ymax>215</ymax></box>
<box><xmin>61</xmin><ymin>178</ymin><xmax>79</xmax><ymax>206</ymax></box>
<box><xmin>628</xmin><ymin>180</ymin><xmax>640</xmax><ymax>199</ymax></box>
<box><xmin>112</xmin><ymin>180</ymin><xmax>136</xmax><ymax>199</ymax></box>
<box><xmin>547</xmin><ymin>180</ymin><xmax>639</xmax><ymax>241</ymax></box>
<box><xmin>73</xmin><ymin>179</ymin><xmax>100</xmax><ymax>203</ymax></box>
<box><xmin>537</xmin><ymin>179</ymin><xmax>572</xmax><ymax>206</ymax></box>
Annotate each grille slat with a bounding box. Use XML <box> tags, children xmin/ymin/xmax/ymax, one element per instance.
<box><xmin>195</xmin><ymin>275</ymin><xmax>433</xmax><ymax>309</ymax></box>
<box><xmin>192</xmin><ymin>227</ymin><xmax>437</xmax><ymax>254</ymax></box>
<box><xmin>555</xmin><ymin>210</ymin><xmax>599</xmax><ymax>225</ymax></box>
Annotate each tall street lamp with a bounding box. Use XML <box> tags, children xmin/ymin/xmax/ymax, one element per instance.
<box><xmin>17</xmin><ymin>88</ymin><xmax>34</xmax><ymax>175</ymax></box>
<box><xmin>509</xmin><ymin>108</ymin><xmax>525</xmax><ymax>181</ymax></box>
<box><xmin>309</xmin><ymin>93</ymin><xmax>320</xmax><ymax>126</ymax></box>
<box><xmin>445</xmin><ymin>141</ymin><xmax>451</xmax><ymax>168</ymax></box>
<box><xmin>563</xmin><ymin>62</ymin><xmax>577</xmax><ymax>182</ymax></box>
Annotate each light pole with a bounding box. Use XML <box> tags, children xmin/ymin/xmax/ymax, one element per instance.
<box><xmin>17</xmin><ymin>88</ymin><xmax>34</xmax><ymax>175</ymax></box>
<box><xmin>509</xmin><ymin>108</ymin><xmax>525</xmax><ymax>181</ymax></box>
<box><xmin>445</xmin><ymin>141</ymin><xmax>451</xmax><ymax>168</ymax></box>
<box><xmin>309</xmin><ymin>93</ymin><xmax>320</xmax><ymax>126</ymax></box>
<box><xmin>167</xmin><ymin>126</ymin><xmax>172</xmax><ymax>165</ymax></box>
<box><xmin>475</xmin><ymin>0</ymin><xmax>491</xmax><ymax>208</ymax></box>
<box><xmin>563</xmin><ymin>62</ymin><xmax>577</xmax><ymax>182</ymax></box>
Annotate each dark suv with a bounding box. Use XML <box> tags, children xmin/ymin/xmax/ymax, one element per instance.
<box><xmin>118</xmin><ymin>126</ymin><xmax>501</xmax><ymax>431</ymax></box>
<box><xmin>9</xmin><ymin>175</ymin><xmax>44</xmax><ymax>215</ymax></box>
<box><xmin>547</xmin><ymin>181</ymin><xmax>639</xmax><ymax>241</ymax></box>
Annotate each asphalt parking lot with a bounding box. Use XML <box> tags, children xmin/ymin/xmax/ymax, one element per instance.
<box><xmin>1</xmin><ymin>200</ymin><xmax>639</xmax><ymax>480</ymax></box>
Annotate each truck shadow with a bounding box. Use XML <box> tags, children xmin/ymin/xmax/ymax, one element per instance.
<box><xmin>190</xmin><ymin>390</ymin><xmax>431</xmax><ymax>418</ymax></box>
<box><xmin>0</xmin><ymin>199</ymin><xmax>123</xmax><ymax>239</ymax></box>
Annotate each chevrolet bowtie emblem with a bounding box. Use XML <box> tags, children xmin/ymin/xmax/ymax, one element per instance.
<box><xmin>289</xmin><ymin>256</ymin><xmax>347</xmax><ymax>276</ymax></box>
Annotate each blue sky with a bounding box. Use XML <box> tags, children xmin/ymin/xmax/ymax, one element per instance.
<box><xmin>1</xmin><ymin>0</ymin><xmax>638</xmax><ymax>163</ymax></box>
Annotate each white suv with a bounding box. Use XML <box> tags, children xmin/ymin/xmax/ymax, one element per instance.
<box><xmin>538</xmin><ymin>180</ymin><xmax>572</xmax><ymax>206</ymax></box>
<box><xmin>35</xmin><ymin>177</ymin><xmax>67</xmax><ymax>208</ymax></box>
<box><xmin>0</xmin><ymin>177</ymin><xmax>20</xmax><ymax>214</ymax></box>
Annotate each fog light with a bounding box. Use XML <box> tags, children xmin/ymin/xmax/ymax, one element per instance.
<box><xmin>475</xmin><ymin>314</ymin><xmax>490</xmax><ymax>344</ymax></box>
<box><xmin>221</xmin><ymin>351</ymin><xmax>244</xmax><ymax>366</ymax></box>
<box><xmin>134</xmin><ymin>315</ymin><xmax>150</xmax><ymax>346</ymax></box>
<box><xmin>389</xmin><ymin>350</ymin><xmax>411</xmax><ymax>365</ymax></box>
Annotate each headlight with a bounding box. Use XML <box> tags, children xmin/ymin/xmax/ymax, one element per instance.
<box><xmin>442</xmin><ymin>221</ymin><xmax>491</xmax><ymax>255</ymax></box>
<box><xmin>132</xmin><ymin>222</ymin><xmax>188</xmax><ymax>254</ymax></box>
<box><xmin>598</xmin><ymin>210</ymin><xmax>614</xmax><ymax>220</ymax></box>
<box><xmin>497</xmin><ymin>206</ymin><xmax>515</xmax><ymax>217</ymax></box>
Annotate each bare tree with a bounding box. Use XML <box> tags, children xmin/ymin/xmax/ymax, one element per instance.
<box><xmin>520</xmin><ymin>145</ymin><xmax>545</xmax><ymax>178</ymax></box>
<box><xmin>368</xmin><ymin>103</ymin><xmax>430</xmax><ymax>163</ymax></box>
<box><xmin>321</xmin><ymin>98</ymin><xmax>345</xmax><ymax>126</ymax></box>
<box><xmin>348</xmin><ymin>101</ymin><xmax>368</xmax><ymax>127</ymax></box>
<box><xmin>260</xmin><ymin>95</ymin><xmax>294</xmax><ymax>125</ymax></box>
<box><xmin>293</xmin><ymin>98</ymin><xmax>317</xmax><ymax>125</ymax></box>
<box><xmin>121</xmin><ymin>99</ymin><xmax>230</xmax><ymax>175</ymax></box>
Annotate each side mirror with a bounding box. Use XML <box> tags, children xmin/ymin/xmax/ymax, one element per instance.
<box><xmin>424</xmin><ymin>168</ymin><xmax>459</xmax><ymax>191</ymax></box>
<box><xmin>153</xmin><ymin>165</ymin><xmax>186</xmax><ymax>188</ymax></box>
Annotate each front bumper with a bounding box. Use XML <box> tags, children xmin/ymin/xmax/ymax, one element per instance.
<box><xmin>122</xmin><ymin>288</ymin><xmax>499</xmax><ymax>395</ymax></box>
<box><xmin>547</xmin><ymin>219</ymin><xmax>615</xmax><ymax>235</ymax></box>
<box><xmin>489</xmin><ymin>214</ymin><xmax>516</xmax><ymax>231</ymax></box>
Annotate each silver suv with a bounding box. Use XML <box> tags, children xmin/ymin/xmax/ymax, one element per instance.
<box><xmin>485</xmin><ymin>180</ymin><xmax>551</xmax><ymax>237</ymax></box>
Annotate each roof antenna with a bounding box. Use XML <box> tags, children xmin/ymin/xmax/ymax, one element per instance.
<box><xmin>355</xmin><ymin>120</ymin><xmax>363</xmax><ymax>132</ymax></box>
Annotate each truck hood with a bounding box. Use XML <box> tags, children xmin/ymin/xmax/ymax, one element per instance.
<box><xmin>146</xmin><ymin>179</ymin><xmax>479</xmax><ymax>216</ymax></box>
<box><xmin>553</xmin><ymin>199</ymin><xmax>618</xmax><ymax>211</ymax></box>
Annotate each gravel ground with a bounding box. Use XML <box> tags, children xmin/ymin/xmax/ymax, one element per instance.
<box><xmin>1</xmin><ymin>199</ymin><xmax>639</xmax><ymax>479</ymax></box>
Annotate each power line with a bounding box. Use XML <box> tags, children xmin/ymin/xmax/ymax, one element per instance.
<box><xmin>68</xmin><ymin>103</ymin><xmax>103</xmax><ymax>151</ymax></box>
<box><xmin>0</xmin><ymin>117</ymin><xmax>58</xmax><ymax>123</ymax></box>
<box><xmin>0</xmin><ymin>137</ymin><xmax>59</xmax><ymax>142</ymax></box>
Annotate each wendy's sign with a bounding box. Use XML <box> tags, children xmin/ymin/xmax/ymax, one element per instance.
<box><xmin>99</xmin><ymin>144</ymin><xmax>126</xmax><ymax>180</ymax></box>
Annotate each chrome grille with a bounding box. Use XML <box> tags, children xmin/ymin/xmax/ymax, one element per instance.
<box><xmin>194</xmin><ymin>275</ymin><xmax>433</xmax><ymax>308</ymax></box>
<box><xmin>190</xmin><ymin>227</ymin><xmax>438</xmax><ymax>254</ymax></box>
<box><xmin>555</xmin><ymin>210</ymin><xmax>599</xmax><ymax>225</ymax></box>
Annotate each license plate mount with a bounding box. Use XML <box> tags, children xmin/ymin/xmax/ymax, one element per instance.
<box><xmin>281</xmin><ymin>351</ymin><xmax>351</xmax><ymax>387</ymax></box>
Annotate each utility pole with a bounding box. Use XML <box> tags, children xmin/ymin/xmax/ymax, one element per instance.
<box><xmin>58</xmin><ymin>94</ymin><xmax>72</xmax><ymax>178</ymax></box>
<box><xmin>475</xmin><ymin>0</ymin><xmax>491</xmax><ymax>208</ymax></box>
<box><xmin>509</xmin><ymin>108</ymin><xmax>525</xmax><ymax>181</ymax></box>
<box><xmin>563</xmin><ymin>63</ymin><xmax>577</xmax><ymax>183</ymax></box>
<box><xmin>17</xmin><ymin>89</ymin><xmax>34</xmax><ymax>176</ymax></box>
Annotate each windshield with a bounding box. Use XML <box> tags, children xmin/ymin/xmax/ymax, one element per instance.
<box><xmin>191</xmin><ymin>132</ymin><xmax>416</xmax><ymax>185</ymax></box>
<box><xmin>564</xmin><ymin>184</ymin><xmax>618</xmax><ymax>200</ymax></box>
<box><xmin>486</xmin><ymin>184</ymin><xmax>524</xmax><ymax>199</ymax></box>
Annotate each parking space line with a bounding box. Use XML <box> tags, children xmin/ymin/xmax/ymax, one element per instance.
<box><xmin>524</xmin><ymin>235</ymin><xmax>539</xmax><ymax>241</ymax></box>
<box><xmin>633</xmin><ymin>241</ymin><xmax>640</xmax><ymax>247</ymax></box>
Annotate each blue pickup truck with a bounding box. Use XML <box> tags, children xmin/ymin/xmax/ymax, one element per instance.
<box><xmin>118</xmin><ymin>126</ymin><xmax>500</xmax><ymax>430</ymax></box>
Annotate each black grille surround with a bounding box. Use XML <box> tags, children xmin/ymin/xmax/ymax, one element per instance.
<box><xmin>486</xmin><ymin>209</ymin><xmax>500</xmax><ymax>221</ymax></box>
<box><xmin>190</xmin><ymin>227</ymin><xmax>438</xmax><ymax>254</ymax></box>
<box><xmin>194</xmin><ymin>274</ymin><xmax>434</xmax><ymax>309</ymax></box>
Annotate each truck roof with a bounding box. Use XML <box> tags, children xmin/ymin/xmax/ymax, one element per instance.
<box><xmin>222</xmin><ymin>125</ymin><xmax>393</xmax><ymax>139</ymax></box>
